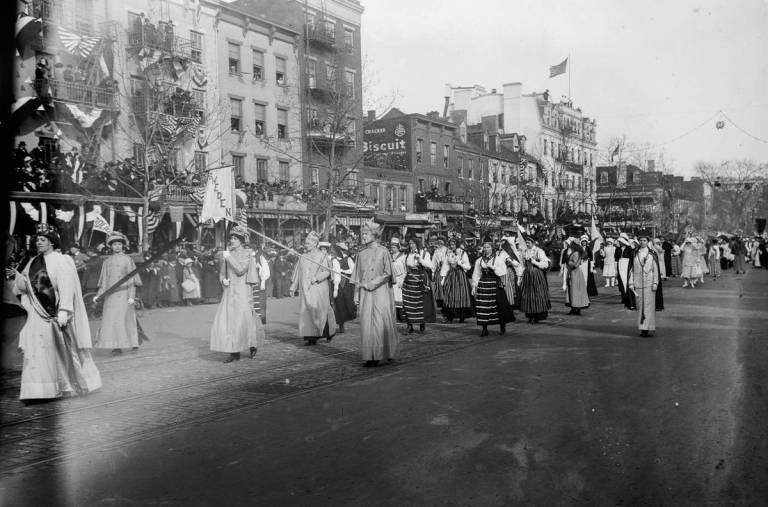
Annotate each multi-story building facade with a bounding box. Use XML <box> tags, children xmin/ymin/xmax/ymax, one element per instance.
<box><xmin>448</xmin><ymin>82</ymin><xmax>598</xmax><ymax>221</ymax></box>
<box><xmin>219</xmin><ymin>0</ymin><xmax>303</xmax><ymax>187</ymax></box>
<box><xmin>13</xmin><ymin>0</ymin><xmax>221</xmax><ymax>248</ymax></box>
<box><xmin>300</xmin><ymin>0</ymin><xmax>364</xmax><ymax>194</ymax></box>
<box><xmin>596</xmin><ymin>164</ymin><xmax>707</xmax><ymax>235</ymax></box>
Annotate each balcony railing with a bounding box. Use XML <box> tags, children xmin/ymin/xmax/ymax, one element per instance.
<box><xmin>426</xmin><ymin>201</ymin><xmax>466</xmax><ymax>212</ymax></box>
<box><xmin>306</xmin><ymin>120</ymin><xmax>355</xmax><ymax>146</ymax></box>
<box><xmin>131</xmin><ymin>94</ymin><xmax>203</xmax><ymax>120</ymax></box>
<box><xmin>306</xmin><ymin>23</ymin><xmax>336</xmax><ymax>49</ymax></box>
<box><xmin>37</xmin><ymin>79</ymin><xmax>118</xmax><ymax>109</ymax></box>
<box><xmin>127</xmin><ymin>26</ymin><xmax>193</xmax><ymax>60</ymax></box>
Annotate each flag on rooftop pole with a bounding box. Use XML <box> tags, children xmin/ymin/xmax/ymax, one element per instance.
<box><xmin>549</xmin><ymin>58</ymin><xmax>568</xmax><ymax>78</ymax></box>
<box><xmin>200</xmin><ymin>165</ymin><xmax>236</xmax><ymax>223</ymax></box>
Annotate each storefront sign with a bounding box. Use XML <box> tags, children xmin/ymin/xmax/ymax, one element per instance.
<box><xmin>363</xmin><ymin>119</ymin><xmax>410</xmax><ymax>171</ymax></box>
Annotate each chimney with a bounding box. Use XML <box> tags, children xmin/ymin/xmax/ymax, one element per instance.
<box><xmin>426</xmin><ymin>111</ymin><xmax>440</xmax><ymax>119</ymax></box>
<box><xmin>502</xmin><ymin>82</ymin><xmax>522</xmax><ymax>135</ymax></box>
<box><xmin>367</xmin><ymin>110</ymin><xmax>376</xmax><ymax>122</ymax></box>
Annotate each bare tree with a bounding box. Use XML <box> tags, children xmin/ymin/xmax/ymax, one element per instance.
<box><xmin>695</xmin><ymin>159</ymin><xmax>767</xmax><ymax>231</ymax></box>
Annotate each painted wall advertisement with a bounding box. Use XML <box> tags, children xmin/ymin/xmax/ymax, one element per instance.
<box><xmin>363</xmin><ymin>119</ymin><xmax>410</xmax><ymax>171</ymax></box>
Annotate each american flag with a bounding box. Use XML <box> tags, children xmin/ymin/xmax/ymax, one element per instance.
<box><xmin>159</xmin><ymin>114</ymin><xmax>178</xmax><ymax>136</ymax></box>
<box><xmin>189</xmin><ymin>185</ymin><xmax>206</xmax><ymax>205</ymax></box>
<box><xmin>145</xmin><ymin>209</ymin><xmax>160</xmax><ymax>234</ymax></box>
<box><xmin>58</xmin><ymin>27</ymin><xmax>101</xmax><ymax>58</ymax></box>
<box><xmin>549</xmin><ymin>58</ymin><xmax>568</xmax><ymax>78</ymax></box>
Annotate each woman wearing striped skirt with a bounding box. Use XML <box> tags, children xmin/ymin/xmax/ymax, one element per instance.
<box><xmin>518</xmin><ymin>234</ymin><xmax>552</xmax><ymax>323</ymax></box>
<box><xmin>400</xmin><ymin>238</ymin><xmax>433</xmax><ymax>334</ymax></box>
<box><xmin>471</xmin><ymin>242</ymin><xmax>516</xmax><ymax>336</ymax></box>
<box><xmin>440</xmin><ymin>238</ymin><xmax>473</xmax><ymax>323</ymax></box>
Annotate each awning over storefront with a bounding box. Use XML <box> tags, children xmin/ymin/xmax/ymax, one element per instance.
<box><xmin>374</xmin><ymin>213</ymin><xmax>433</xmax><ymax>226</ymax></box>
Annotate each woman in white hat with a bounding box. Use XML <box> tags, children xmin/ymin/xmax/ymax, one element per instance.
<box><xmin>602</xmin><ymin>238</ymin><xmax>617</xmax><ymax>287</ymax></box>
<box><xmin>93</xmin><ymin>231</ymin><xmax>143</xmax><ymax>356</ymax></box>
<box><xmin>680</xmin><ymin>237</ymin><xmax>699</xmax><ymax>288</ymax></box>
<box><xmin>210</xmin><ymin>226</ymin><xmax>265</xmax><ymax>362</ymax></box>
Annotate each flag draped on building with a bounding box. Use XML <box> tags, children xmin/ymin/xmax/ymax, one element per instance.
<box><xmin>200</xmin><ymin>165</ymin><xmax>236</xmax><ymax>223</ymax></box>
<box><xmin>549</xmin><ymin>58</ymin><xmax>568</xmax><ymax>78</ymax></box>
<box><xmin>58</xmin><ymin>27</ymin><xmax>101</xmax><ymax>58</ymax></box>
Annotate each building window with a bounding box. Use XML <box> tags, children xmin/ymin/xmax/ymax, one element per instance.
<box><xmin>228</xmin><ymin>42</ymin><xmax>240</xmax><ymax>74</ymax></box>
<box><xmin>345</xmin><ymin>117</ymin><xmax>356</xmax><ymax>138</ymax></box>
<box><xmin>306</xmin><ymin>58</ymin><xmax>317</xmax><ymax>88</ymax></box>
<box><xmin>256</xmin><ymin>158</ymin><xmax>268</xmax><ymax>182</ymax></box>
<box><xmin>279</xmin><ymin>161</ymin><xmax>289</xmax><ymax>183</ymax></box>
<box><xmin>444</xmin><ymin>182</ymin><xmax>451</xmax><ymax>195</ymax></box>
<box><xmin>400</xmin><ymin>186</ymin><xmax>407</xmax><ymax>211</ymax></box>
<box><xmin>310</xmin><ymin>167</ymin><xmax>319</xmax><ymax>186</ymax></box>
<box><xmin>254</xmin><ymin>103</ymin><xmax>265</xmax><ymax>136</ymax></box>
<box><xmin>277</xmin><ymin>108</ymin><xmax>288</xmax><ymax>139</ymax></box>
<box><xmin>443</xmin><ymin>144</ymin><xmax>449</xmax><ymax>169</ymax></box>
<box><xmin>325</xmin><ymin>63</ymin><xmax>336</xmax><ymax>84</ymax></box>
<box><xmin>275</xmin><ymin>57</ymin><xmax>287</xmax><ymax>86</ymax></box>
<box><xmin>418</xmin><ymin>178</ymin><xmax>425</xmax><ymax>192</ymax></box>
<box><xmin>230</xmin><ymin>98</ymin><xmax>242</xmax><ymax>132</ymax></box>
<box><xmin>386</xmin><ymin>186</ymin><xmax>394</xmax><ymax>211</ymax></box>
<box><xmin>232</xmin><ymin>154</ymin><xmax>244</xmax><ymax>180</ymax></box>
<box><xmin>132</xmin><ymin>143</ymin><xmax>146</xmax><ymax>168</ymax></box>
<box><xmin>344</xmin><ymin>27</ymin><xmax>354</xmax><ymax>49</ymax></box>
<box><xmin>344</xmin><ymin>70</ymin><xmax>355</xmax><ymax>98</ymax></box>
<box><xmin>468</xmin><ymin>159</ymin><xmax>474</xmax><ymax>180</ymax></box>
<box><xmin>416</xmin><ymin>139</ymin><xmax>423</xmax><ymax>163</ymax></box>
<box><xmin>371</xmin><ymin>184</ymin><xmax>380</xmax><ymax>207</ymax></box>
<box><xmin>457</xmin><ymin>156</ymin><xmax>463</xmax><ymax>177</ymax></box>
<box><xmin>543</xmin><ymin>139</ymin><xmax>548</xmax><ymax>156</ymax></box>
<box><xmin>190</xmin><ymin>31</ymin><xmax>203</xmax><ymax>63</ymax></box>
<box><xmin>252</xmin><ymin>50</ymin><xmax>264</xmax><ymax>81</ymax></box>
<box><xmin>194</xmin><ymin>151</ymin><xmax>207</xmax><ymax>172</ymax></box>
<box><xmin>191</xmin><ymin>90</ymin><xmax>205</xmax><ymax>121</ymax></box>
<box><xmin>430</xmin><ymin>142</ymin><xmax>437</xmax><ymax>166</ymax></box>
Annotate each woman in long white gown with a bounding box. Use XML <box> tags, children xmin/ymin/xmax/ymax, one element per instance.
<box><xmin>13</xmin><ymin>224</ymin><xmax>101</xmax><ymax>401</ymax></box>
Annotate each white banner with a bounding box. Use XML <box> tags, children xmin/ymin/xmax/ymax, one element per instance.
<box><xmin>200</xmin><ymin>165</ymin><xmax>236</xmax><ymax>224</ymax></box>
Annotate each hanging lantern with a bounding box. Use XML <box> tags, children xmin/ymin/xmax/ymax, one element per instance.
<box><xmin>715</xmin><ymin>120</ymin><xmax>725</xmax><ymax>130</ymax></box>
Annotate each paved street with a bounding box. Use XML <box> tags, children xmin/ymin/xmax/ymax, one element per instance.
<box><xmin>1</xmin><ymin>269</ymin><xmax>767</xmax><ymax>506</ymax></box>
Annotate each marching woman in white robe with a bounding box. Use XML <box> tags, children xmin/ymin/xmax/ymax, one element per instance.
<box><xmin>602</xmin><ymin>238</ymin><xmax>617</xmax><ymax>287</ymax></box>
<box><xmin>210</xmin><ymin>226</ymin><xmax>265</xmax><ymax>362</ymax></box>
<box><xmin>628</xmin><ymin>235</ymin><xmax>664</xmax><ymax>337</ymax></box>
<box><xmin>290</xmin><ymin>231</ymin><xmax>337</xmax><ymax>345</ymax></box>
<box><xmin>93</xmin><ymin>231</ymin><xmax>143</xmax><ymax>355</ymax></box>
<box><xmin>13</xmin><ymin>224</ymin><xmax>102</xmax><ymax>401</ymax></box>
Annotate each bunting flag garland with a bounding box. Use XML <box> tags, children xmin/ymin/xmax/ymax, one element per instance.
<box><xmin>65</xmin><ymin>148</ymin><xmax>85</xmax><ymax>184</ymax></box>
<box><xmin>192</xmin><ymin>65</ymin><xmax>207</xmax><ymax>87</ymax></box>
<box><xmin>21</xmin><ymin>202</ymin><xmax>40</xmax><ymax>222</ymax></box>
<box><xmin>85</xmin><ymin>204</ymin><xmax>103</xmax><ymax>222</ymax></box>
<box><xmin>58</xmin><ymin>26</ymin><xmax>101</xmax><ymax>58</ymax></box>
<box><xmin>9</xmin><ymin>201</ymin><xmax>17</xmax><ymax>235</ymax></box>
<box><xmin>189</xmin><ymin>185</ymin><xmax>206</xmax><ymax>205</ymax></box>
<box><xmin>159</xmin><ymin>114</ymin><xmax>179</xmax><ymax>135</ymax></box>
<box><xmin>145</xmin><ymin>209</ymin><xmax>160</xmax><ymax>234</ymax></box>
<box><xmin>55</xmin><ymin>208</ymin><xmax>75</xmax><ymax>223</ymax></box>
<box><xmin>123</xmin><ymin>205</ymin><xmax>137</xmax><ymax>223</ymax></box>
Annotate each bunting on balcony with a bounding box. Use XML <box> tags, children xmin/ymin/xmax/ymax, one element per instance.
<box><xmin>145</xmin><ymin>209</ymin><xmax>160</xmax><ymax>234</ymax></box>
<box><xmin>192</xmin><ymin>65</ymin><xmax>207</xmax><ymax>87</ymax></box>
<box><xmin>138</xmin><ymin>49</ymin><xmax>162</xmax><ymax>71</ymax></box>
<box><xmin>64</xmin><ymin>149</ymin><xmax>85</xmax><ymax>185</ymax></box>
<box><xmin>55</xmin><ymin>208</ymin><xmax>75</xmax><ymax>223</ymax></box>
<box><xmin>189</xmin><ymin>185</ymin><xmax>206</xmax><ymax>205</ymax></box>
<box><xmin>85</xmin><ymin>205</ymin><xmax>102</xmax><ymax>222</ymax></box>
<box><xmin>159</xmin><ymin>114</ymin><xmax>179</xmax><ymax>135</ymax></box>
<box><xmin>21</xmin><ymin>202</ymin><xmax>40</xmax><ymax>222</ymax></box>
<box><xmin>58</xmin><ymin>27</ymin><xmax>101</xmax><ymax>58</ymax></box>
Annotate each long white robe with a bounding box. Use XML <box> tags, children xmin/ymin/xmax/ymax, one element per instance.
<box><xmin>290</xmin><ymin>248</ymin><xmax>336</xmax><ymax>337</ymax></box>
<box><xmin>15</xmin><ymin>251</ymin><xmax>102</xmax><ymax>399</ymax></box>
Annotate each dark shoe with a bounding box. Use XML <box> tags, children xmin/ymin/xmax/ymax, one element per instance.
<box><xmin>640</xmin><ymin>330</ymin><xmax>649</xmax><ymax>337</ymax></box>
<box><xmin>499</xmin><ymin>324</ymin><xmax>506</xmax><ymax>335</ymax></box>
<box><xmin>568</xmin><ymin>309</ymin><xmax>577</xmax><ymax>315</ymax></box>
<box><xmin>363</xmin><ymin>360</ymin><xmax>380</xmax><ymax>367</ymax></box>
<box><xmin>419</xmin><ymin>323</ymin><xmax>425</xmax><ymax>334</ymax></box>
<box><xmin>338</xmin><ymin>324</ymin><xmax>345</xmax><ymax>334</ymax></box>
<box><xmin>249</xmin><ymin>347</ymin><xmax>257</xmax><ymax>359</ymax></box>
<box><xmin>459</xmin><ymin>317</ymin><xmax>465</xmax><ymax>323</ymax></box>
<box><xmin>304</xmin><ymin>338</ymin><xmax>318</xmax><ymax>346</ymax></box>
<box><xmin>407</xmin><ymin>324</ymin><xmax>414</xmax><ymax>334</ymax></box>
<box><xmin>224</xmin><ymin>353</ymin><xmax>240</xmax><ymax>363</ymax></box>
<box><xmin>111</xmin><ymin>349</ymin><xmax>122</xmax><ymax>356</ymax></box>
<box><xmin>131</xmin><ymin>347</ymin><xmax>139</xmax><ymax>353</ymax></box>
<box><xmin>480</xmin><ymin>326</ymin><xmax>489</xmax><ymax>337</ymax></box>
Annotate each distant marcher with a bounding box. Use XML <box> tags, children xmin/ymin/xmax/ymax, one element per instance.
<box><xmin>602</xmin><ymin>238</ymin><xmax>617</xmax><ymax>287</ymax></box>
<box><xmin>565</xmin><ymin>239</ymin><xmax>590</xmax><ymax>316</ymax></box>
<box><xmin>471</xmin><ymin>241</ymin><xmax>515</xmax><ymax>336</ymax></box>
<box><xmin>271</xmin><ymin>250</ymin><xmax>292</xmax><ymax>298</ymax></box>
<box><xmin>181</xmin><ymin>257</ymin><xmax>201</xmax><ymax>304</ymax></box>
<box><xmin>93</xmin><ymin>231</ymin><xmax>143</xmax><ymax>356</ymax></box>
<box><xmin>518</xmin><ymin>234</ymin><xmax>551</xmax><ymax>324</ymax></box>
<box><xmin>628</xmin><ymin>234</ymin><xmax>664</xmax><ymax>337</ymax></box>
<box><xmin>332</xmin><ymin>242</ymin><xmax>356</xmax><ymax>334</ymax></box>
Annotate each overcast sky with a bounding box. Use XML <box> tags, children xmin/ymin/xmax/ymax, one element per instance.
<box><xmin>361</xmin><ymin>0</ymin><xmax>768</xmax><ymax>177</ymax></box>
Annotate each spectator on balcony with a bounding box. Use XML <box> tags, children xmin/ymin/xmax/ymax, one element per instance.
<box><xmin>143</xmin><ymin>17</ymin><xmax>158</xmax><ymax>48</ymax></box>
<box><xmin>63</xmin><ymin>64</ymin><xmax>74</xmax><ymax>82</ymax></box>
<box><xmin>14</xmin><ymin>142</ymin><xmax>28</xmax><ymax>166</ymax></box>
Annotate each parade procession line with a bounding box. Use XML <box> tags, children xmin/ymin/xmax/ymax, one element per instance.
<box><xmin>0</xmin><ymin>272</ymin><xmax>730</xmax><ymax>478</ymax></box>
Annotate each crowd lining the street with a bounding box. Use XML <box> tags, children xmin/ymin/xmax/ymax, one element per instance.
<box><xmin>4</xmin><ymin>220</ymin><xmax>768</xmax><ymax>402</ymax></box>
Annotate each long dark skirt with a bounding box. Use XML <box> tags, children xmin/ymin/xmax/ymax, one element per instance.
<box><xmin>520</xmin><ymin>266</ymin><xmax>551</xmax><ymax>320</ymax></box>
<box><xmin>587</xmin><ymin>270</ymin><xmax>599</xmax><ymax>298</ymax></box>
<box><xmin>403</xmin><ymin>273</ymin><xmax>427</xmax><ymax>324</ymax></box>
<box><xmin>334</xmin><ymin>281</ymin><xmax>357</xmax><ymax>325</ymax></box>
<box><xmin>475</xmin><ymin>271</ymin><xmax>515</xmax><ymax>326</ymax></box>
<box><xmin>443</xmin><ymin>266</ymin><xmax>472</xmax><ymax>311</ymax></box>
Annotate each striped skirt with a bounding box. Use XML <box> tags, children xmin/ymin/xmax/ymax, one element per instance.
<box><xmin>403</xmin><ymin>272</ymin><xmax>427</xmax><ymax>324</ymax></box>
<box><xmin>519</xmin><ymin>266</ymin><xmax>551</xmax><ymax>316</ymax></box>
<box><xmin>475</xmin><ymin>270</ymin><xmax>515</xmax><ymax>325</ymax></box>
<box><xmin>443</xmin><ymin>266</ymin><xmax>472</xmax><ymax>310</ymax></box>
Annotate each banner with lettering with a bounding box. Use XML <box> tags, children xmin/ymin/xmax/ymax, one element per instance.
<box><xmin>200</xmin><ymin>165</ymin><xmax>236</xmax><ymax>223</ymax></box>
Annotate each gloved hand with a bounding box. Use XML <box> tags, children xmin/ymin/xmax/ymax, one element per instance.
<box><xmin>222</xmin><ymin>250</ymin><xmax>230</xmax><ymax>259</ymax></box>
<box><xmin>56</xmin><ymin>310</ymin><xmax>69</xmax><ymax>327</ymax></box>
<box><xmin>222</xmin><ymin>278</ymin><xmax>230</xmax><ymax>287</ymax></box>
<box><xmin>127</xmin><ymin>298</ymin><xmax>135</xmax><ymax>305</ymax></box>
